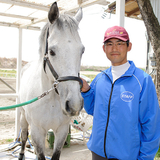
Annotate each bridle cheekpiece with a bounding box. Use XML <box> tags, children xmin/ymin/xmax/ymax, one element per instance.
<box><xmin>43</xmin><ymin>28</ymin><xmax>83</xmax><ymax>94</ymax></box>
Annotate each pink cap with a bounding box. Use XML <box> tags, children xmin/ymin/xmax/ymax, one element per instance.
<box><xmin>103</xmin><ymin>26</ymin><xmax>129</xmax><ymax>43</ymax></box>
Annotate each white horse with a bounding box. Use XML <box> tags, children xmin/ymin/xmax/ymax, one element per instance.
<box><xmin>18</xmin><ymin>2</ymin><xmax>84</xmax><ymax>160</ymax></box>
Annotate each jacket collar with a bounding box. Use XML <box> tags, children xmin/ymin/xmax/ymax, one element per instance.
<box><xmin>102</xmin><ymin>61</ymin><xmax>136</xmax><ymax>82</ymax></box>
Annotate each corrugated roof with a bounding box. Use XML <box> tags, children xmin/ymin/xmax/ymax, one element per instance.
<box><xmin>0</xmin><ymin>0</ymin><xmax>110</xmax><ymax>30</ymax></box>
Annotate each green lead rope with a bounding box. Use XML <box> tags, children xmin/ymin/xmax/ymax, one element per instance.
<box><xmin>0</xmin><ymin>84</ymin><xmax>56</xmax><ymax>111</ymax></box>
<box><xmin>0</xmin><ymin>97</ymin><xmax>38</xmax><ymax>111</ymax></box>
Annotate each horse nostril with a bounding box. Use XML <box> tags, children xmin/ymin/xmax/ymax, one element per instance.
<box><xmin>65</xmin><ymin>100</ymin><xmax>70</xmax><ymax>112</ymax></box>
<box><xmin>65</xmin><ymin>101</ymin><xmax>75</xmax><ymax>116</ymax></box>
<box><xmin>81</xmin><ymin>100</ymin><xmax>84</xmax><ymax>110</ymax></box>
<box><xmin>65</xmin><ymin>100</ymin><xmax>83</xmax><ymax>116</ymax></box>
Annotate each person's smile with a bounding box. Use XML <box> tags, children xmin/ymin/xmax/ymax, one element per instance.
<box><xmin>110</xmin><ymin>52</ymin><xmax>120</xmax><ymax>56</ymax></box>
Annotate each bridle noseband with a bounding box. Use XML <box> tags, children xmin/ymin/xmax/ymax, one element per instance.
<box><xmin>43</xmin><ymin>28</ymin><xmax>83</xmax><ymax>94</ymax></box>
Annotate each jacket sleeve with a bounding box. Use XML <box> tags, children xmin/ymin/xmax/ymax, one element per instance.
<box><xmin>81</xmin><ymin>75</ymin><xmax>99</xmax><ymax>115</ymax></box>
<box><xmin>138</xmin><ymin>75</ymin><xmax>160</xmax><ymax>160</ymax></box>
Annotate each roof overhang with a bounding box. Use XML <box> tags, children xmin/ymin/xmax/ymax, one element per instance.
<box><xmin>106</xmin><ymin>0</ymin><xmax>141</xmax><ymax>19</ymax></box>
<box><xmin>0</xmin><ymin>0</ymin><xmax>110</xmax><ymax>30</ymax></box>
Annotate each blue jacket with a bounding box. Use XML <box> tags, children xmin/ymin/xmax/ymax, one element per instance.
<box><xmin>81</xmin><ymin>61</ymin><xmax>160</xmax><ymax>160</ymax></box>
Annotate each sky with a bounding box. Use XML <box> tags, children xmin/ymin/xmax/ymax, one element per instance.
<box><xmin>0</xmin><ymin>3</ymin><xmax>147</xmax><ymax>69</ymax></box>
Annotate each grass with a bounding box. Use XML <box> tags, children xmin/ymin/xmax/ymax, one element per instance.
<box><xmin>0</xmin><ymin>69</ymin><xmax>16</xmax><ymax>78</ymax></box>
<box><xmin>0</xmin><ymin>67</ymin><xmax>145</xmax><ymax>75</ymax></box>
<box><xmin>155</xmin><ymin>148</ymin><xmax>160</xmax><ymax>158</ymax></box>
<box><xmin>0</xmin><ymin>138</ymin><xmax>14</xmax><ymax>145</ymax></box>
<box><xmin>0</xmin><ymin>69</ymin><xmax>16</xmax><ymax>73</ymax></box>
<box><xmin>82</xmin><ymin>74</ymin><xmax>96</xmax><ymax>82</ymax></box>
<box><xmin>80</xmin><ymin>66</ymin><xmax>107</xmax><ymax>72</ymax></box>
<box><xmin>0</xmin><ymin>73</ymin><xmax>16</xmax><ymax>77</ymax></box>
<box><xmin>81</xmin><ymin>68</ymin><xmax>145</xmax><ymax>83</ymax></box>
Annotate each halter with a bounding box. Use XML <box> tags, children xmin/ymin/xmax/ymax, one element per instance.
<box><xmin>43</xmin><ymin>28</ymin><xmax>83</xmax><ymax>94</ymax></box>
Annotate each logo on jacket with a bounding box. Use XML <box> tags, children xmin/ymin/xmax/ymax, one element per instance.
<box><xmin>120</xmin><ymin>91</ymin><xmax>134</xmax><ymax>102</ymax></box>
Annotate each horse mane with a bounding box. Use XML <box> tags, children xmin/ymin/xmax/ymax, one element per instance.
<box><xmin>38</xmin><ymin>14</ymin><xmax>78</xmax><ymax>58</ymax></box>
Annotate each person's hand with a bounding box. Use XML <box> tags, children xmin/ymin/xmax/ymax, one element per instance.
<box><xmin>80</xmin><ymin>78</ymin><xmax>90</xmax><ymax>92</ymax></box>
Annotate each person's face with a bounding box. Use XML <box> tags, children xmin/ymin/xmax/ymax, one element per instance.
<box><xmin>103</xmin><ymin>38</ymin><xmax>132</xmax><ymax>66</ymax></box>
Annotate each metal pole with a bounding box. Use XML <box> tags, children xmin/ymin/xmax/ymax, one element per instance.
<box><xmin>116</xmin><ymin>0</ymin><xmax>125</xmax><ymax>27</ymax></box>
<box><xmin>15</xmin><ymin>28</ymin><xmax>22</xmax><ymax>139</ymax></box>
<box><xmin>0</xmin><ymin>78</ymin><xmax>16</xmax><ymax>92</ymax></box>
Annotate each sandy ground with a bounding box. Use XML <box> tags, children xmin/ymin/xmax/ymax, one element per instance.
<box><xmin>0</xmin><ymin>77</ymin><xmax>92</xmax><ymax>159</ymax></box>
<box><xmin>0</xmin><ymin>78</ymin><xmax>16</xmax><ymax>140</ymax></box>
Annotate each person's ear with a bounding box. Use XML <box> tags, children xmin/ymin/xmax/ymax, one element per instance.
<box><xmin>102</xmin><ymin>44</ymin><xmax>105</xmax><ymax>52</ymax></box>
<box><xmin>127</xmin><ymin>42</ymin><xmax>132</xmax><ymax>52</ymax></box>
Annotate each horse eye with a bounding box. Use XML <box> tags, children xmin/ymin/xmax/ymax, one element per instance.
<box><xmin>50</xmin><ymin>50</ymin><xmax>56</xmax><ymax>56</ymax></box>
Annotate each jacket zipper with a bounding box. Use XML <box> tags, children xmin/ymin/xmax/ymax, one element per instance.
<box><xmin>101</xmin><ymin>70</ymin><xmax>131</xmax><ymax>158</ymax></box>
<box><xmin>104</xmin><ymin>83</ymin><xmax>114</xmax><ymax>158</ymax></box>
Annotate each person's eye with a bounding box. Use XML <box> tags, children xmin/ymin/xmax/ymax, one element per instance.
<box><xmin>107</xmin><ymin>43</ymin><xmax>113</xmax><ymax>46</ymax></box>
<box><xmin>117</xmin><ymin>42</ymin><xmax>122</xmax><ymax>46</ymax></box>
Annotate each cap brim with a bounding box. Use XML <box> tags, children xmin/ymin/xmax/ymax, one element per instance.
<box><xmin>103</xmin><ymin>36</ymin><xmax>129</xmax><ymax>43</ymax></box>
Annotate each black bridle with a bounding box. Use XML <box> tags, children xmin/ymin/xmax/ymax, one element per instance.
<box><xmin>43</xmin><ymin>28</ymin><xmax>83</xmax><ymax>94</ymax></box>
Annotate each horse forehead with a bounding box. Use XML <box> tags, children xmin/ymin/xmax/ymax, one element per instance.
<box><xmin>51</xmin><ymin>27</ymin><xmax>79</xmax><ymax>40</ymax></box>
<box><xmin>49</xmin><ymin>28</ymin><xmax>82</xmax><ymax>47</ymax></box>
<box><xmin>50</xmin><ymin>20</ymin><xmax>80</xmax><ymax>38</ymax></box>
<box><xmin>49</xmin><ymin>34</ymin><xmax>81</xmax><ymax>49</ymax></box>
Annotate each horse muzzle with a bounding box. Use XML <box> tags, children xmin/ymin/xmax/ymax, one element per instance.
<box><xmin>65</xmin><ymin>99</ymin><xmax>83</xmax><ymax>116</ymax></box>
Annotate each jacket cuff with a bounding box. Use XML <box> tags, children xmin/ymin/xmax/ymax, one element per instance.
<box><xmin>81</xmin><ymin>87</ymin><xmax>91</xmax><ymax>93</ymax></box>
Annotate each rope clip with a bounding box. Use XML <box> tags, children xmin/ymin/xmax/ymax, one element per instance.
<box><xmin>52</xmin><ymin>80</ymin><xmax>59</xmax><ymax>95</ymax></box>
<box><xmin>53</xmin><ymin>80</ymin><xmax>59</xmax><ymax>89</ymax></box>
<box><xmin>38</xmin><ymin>91</ymin><xmax>49</xmax><ymax>99</ymax></box>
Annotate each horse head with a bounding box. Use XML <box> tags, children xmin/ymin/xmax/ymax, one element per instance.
<box><xmin>40</xmin><ymin>2</ymin><xmax>84</xmax><ymax>116</ymax></box>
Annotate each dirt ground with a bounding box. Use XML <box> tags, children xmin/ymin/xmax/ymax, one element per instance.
<box><xmin>0</xmin><ymin>78</ymin><xmax>16</xmax><ymax>140</ymax></box>
<box><xmin>0</xmin><ymin>77</ymin><xmax>92</xmax><ymax>159</ymax></box>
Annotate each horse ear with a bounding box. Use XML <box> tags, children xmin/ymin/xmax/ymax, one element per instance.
<box><xmin>48</xmin><ymin>2</ymin><xmax>59</xmax><ymax>24</ymax></box>
<box><xmin>74</xmin><ymin>7</ymin><xmax>83</xmax><ymax>23</ymax></box>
